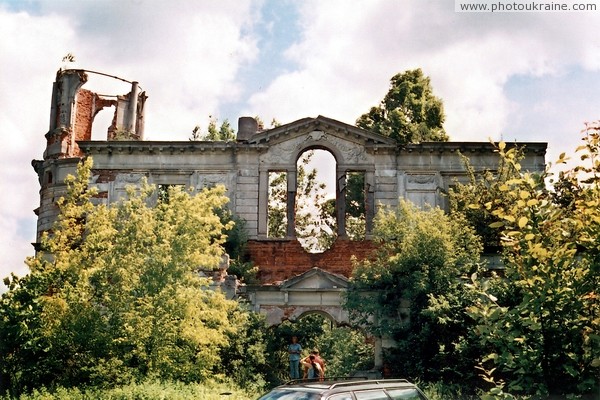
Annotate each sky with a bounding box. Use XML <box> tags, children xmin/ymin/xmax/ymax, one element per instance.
<box><xmin>1</xmin><ymin>0</ymin><xmax>599</xmax><ymax>291</ymax></box>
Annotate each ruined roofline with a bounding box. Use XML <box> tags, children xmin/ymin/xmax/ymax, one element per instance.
<box><xmin>59</xmin><ymin>68</ymin><xmax>144</xmax><ymax>91</ymax></box>
<box><xmin>402</xmin><ymin>141</ymin><xmax>547</xmax><ymax>155</ymax></box>
<box><xmin>77</xmin><ymin>138</ymin><xmax>547</xmax><ymax>157</ymax></box>
<box><xmin>239</xmin><ymin>116</ymin><xmax>548</xmax><ymax>156</ymax></box>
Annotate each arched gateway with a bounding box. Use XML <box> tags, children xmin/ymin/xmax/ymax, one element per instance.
<box><xmin>243</xmin><ymin>267</ymin><xmax>351</xmax><ymax>327</ymax></box>
<box><xmin>32</xmin><ymin>69</ymin><xmax>547</xmax><ymax>367</ymax></box>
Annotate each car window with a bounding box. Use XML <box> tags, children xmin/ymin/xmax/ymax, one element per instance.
<box><xmin>327</xmin><ymin>393</ymin><xmax>354</xmax><ymax>400</ymax></box>
<box><xmin>257</xmin><ymin>389</ymin><xmax>322</xmax><ymax>400</ymax></box>
<box><xmin>354</xmin><ymin>390</ymin><xmax>390</xmax><ymax>400</ymax></box>
<box><xmin>386</xmin><ymin>388</ymin><xmax>426</xmax><ymax>400</ymax></box>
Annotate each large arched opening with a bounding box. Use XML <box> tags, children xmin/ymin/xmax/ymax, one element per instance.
<box><xmin>263</xmin><ymin>312</ymin><xmax>375</xmax><ymax>384</ymax></box>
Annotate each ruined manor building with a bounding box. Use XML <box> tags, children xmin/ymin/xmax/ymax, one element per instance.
<box><xmin>33</xmin><ymin>69</ymin><xmax>547</xmax><ymax>332</ymax></box>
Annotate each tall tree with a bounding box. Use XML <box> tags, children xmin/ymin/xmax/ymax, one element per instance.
<box><xmin>294</xmin><ymin>151</ymin><xmax>334</xmax><ymax>252</ymax></box>
<box><xmin>356</xmin><ymin>69</ymin><xmax>448</xmax><ymax>144</ymax></box>
<box><xmin>464</xmin><ymin>125</ymin><xmax>600</xmax><ymax>398</ymax></box>
<box><xmin>0</xmin><ymin>158</ymin><xmax>247</xmax><ymax>394</ymax></box>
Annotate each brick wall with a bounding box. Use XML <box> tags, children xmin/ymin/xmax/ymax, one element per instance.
<box><xmin>246</xmin><ymin>238</ymin><xmax>378</xmax><ymax>283</ymax></box>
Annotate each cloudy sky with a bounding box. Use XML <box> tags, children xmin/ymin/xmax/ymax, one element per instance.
<box><xmin>1</xmin><ymin>0</ymin><xmax>599</xmax><ymax>290</ymax></box>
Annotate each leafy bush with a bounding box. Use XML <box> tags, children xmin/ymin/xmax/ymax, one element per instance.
<box><xmin>0</xmin><ymin>159</ymin><xmax>249</xmax><ymax>395</ymax></box>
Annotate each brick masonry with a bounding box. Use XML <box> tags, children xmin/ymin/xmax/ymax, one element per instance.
<box><xmin>247</xmin><ymin>238</ymin><xmax>378</xmax><ymax>283</ymax></box>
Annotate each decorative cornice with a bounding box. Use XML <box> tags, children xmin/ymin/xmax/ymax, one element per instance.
<box><xmin>78</xmin><ymin>140</ymin><xmax>268</xmax><ymax>155</ymax></box>
<box><xmin>401</xmin><ymin>141</ymin><xmax>547</xmax><ymax>155</ymax></box>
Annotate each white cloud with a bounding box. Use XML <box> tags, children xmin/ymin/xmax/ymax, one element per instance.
<box><xmin>0</xmin><ymin>7</ymin><xmax>77</xmax><ymax>287</ymax></box>
<box><xmin>0</xmin><ymin>1</ymin><xmax>260</xmax><ymax>290</ymax></box>
<box><xmin>247</xmin><ymin>0</ymin><xmax>600</xmax><ymax>170</ymax></box>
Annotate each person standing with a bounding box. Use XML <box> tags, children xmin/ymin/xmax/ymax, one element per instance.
<box><xmin>288</xmin><ymin>336</ymin><xmax>302</xmax><ymax>379</ymax></box>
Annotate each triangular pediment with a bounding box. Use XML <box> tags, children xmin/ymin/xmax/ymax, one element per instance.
<box><xmin>247</xmin><ymin>115</ymin><xmax>397</xmax><ymax>148</ymax></box>
<box><xmin>281</xmin><ymin>267</ymin><xmax>349</xmax><ymax>290</ymax></box>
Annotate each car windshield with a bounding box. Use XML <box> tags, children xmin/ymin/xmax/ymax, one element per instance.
<box><xmin>257</xmin><ymin>388</ymin><xmax>322</xmax><ymax>400</ymax></box>
<box><xmin>386</xmin><ymin>388</ymin><xmax>426</xmax><ymax>400</ymax></box>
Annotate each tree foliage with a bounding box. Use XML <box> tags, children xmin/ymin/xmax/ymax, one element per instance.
<box><xmin>268</xmin><ymin>150</ymin><xmax>337</xmax><ymax>252</ymax></box>
<box><xmin>356</xmin><ymin>69</ymin><xmax>448</xmax><ymax>144</ymax></box>
<box><xmin>267</xmin><ymin>169</ymin><xmax>288</xmax><ymax>239</ymax></box>
<box><xmin>190</xmin><ymin>116</ymin><xmax>235</xmax><ymax>141</ymax></box>
<box><xmin>463</xmin><ymin>125</ymin><xmax>600</xmax><ymax>398</ymax></box>
<box><xmin>0</xmin><ymin>158</ymin><xmax>254</xmax><ymax>395</ymax></box>
<box><xmin>294</xmin><ymin>151</ymin><xmax>335</xmax><ymax>252</ymax></box>
<box><xmin>448</xmin><ymin>148</ymin><xmax>526</xmax><ymax>252</ymax></box>
<box><xmin>345</xmin><ymin>200</ymin><xmax>483</xmax><ymax>383</ymax></box>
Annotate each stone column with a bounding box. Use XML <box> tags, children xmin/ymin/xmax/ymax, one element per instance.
<box><xmin>336</xmin><ymin>169</ymin><xmax>347</xmax><ymax>237</ymax></box>
<box><xmin>258</xmin><ymin>169</ymin><xmax>269</xmax><ymax>238</ymax></box>
<box><xmin>374</xmin><ymin>336</ymin><xmax>383</xmax><ymax>369</ymax></box>
<box><xmin>365</xmin><ymin>171</ymin><xmax>375</xmax><ymax>235</ymax></box>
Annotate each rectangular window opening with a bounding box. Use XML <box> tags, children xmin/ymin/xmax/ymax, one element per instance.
<box><xmin>345</xmin><ymin>171</ymin><xmax>366</xmax><ymax>240</ymax></box>
<box><xmin>267</xmin><ymin>171</ymin><xmax>287</xmax><ymax>238</ymax></box>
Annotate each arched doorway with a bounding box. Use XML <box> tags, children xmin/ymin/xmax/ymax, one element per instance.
<box><xmin>264</xmin><ymin>312</ymin><xmax>375</xmax><ymax>383</ymax></box>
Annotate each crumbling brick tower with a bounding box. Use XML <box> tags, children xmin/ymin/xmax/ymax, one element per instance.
<box><xmin>32</xmin><ymin>69</ymin><xmax>147</xmax><ymax>244</ymax></box>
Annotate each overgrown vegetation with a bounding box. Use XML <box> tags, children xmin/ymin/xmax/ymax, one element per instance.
<box><xmin>0</xmin><ymin>158</ymin><xmax>265</xmax><ymax>397</ymax></box>
<box><xmin>345</xmin><ymin>200</ymin><xmax>484</xmax><ymax>391</ymax></box>
<box><xmin>0</xmin><ymin>380</ymin><xmax>257</xmax><ymax>400</ymax></box>
<box><xmin>457</xmin><ymin>125</ymin><xmax>600</xmax><ymax>398</ymax></box>
<box><xmin>2</xmin><ymin>72</ymin><xmax>597</xmax><ymax>399</ymax></box>
<box><xmin>260</xmin><ymin>314</ymin><xmax>375</xmax><ymax>386</ymax></box>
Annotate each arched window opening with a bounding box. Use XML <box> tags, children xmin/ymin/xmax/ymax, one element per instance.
<box><xmin>90</xmin><ymin>106</ymin><xmax>116</xmax><ymax>140</ymax></box>
<box><xmin>295</xmin><ymin>149</ymin><xmax>336</xmax><ymax>253</ymax></box>
<box><xmin>267</xmin><ymin>171</ymin><xmax>287</xmax><ymax>238</ymax></box>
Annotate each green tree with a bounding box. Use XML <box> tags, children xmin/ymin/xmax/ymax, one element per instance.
<box><xmin>267</xmin><ymin>170</ymin><xmax>288</xmax><ymax>239</ymax></box>
<box><xmin>217</xmin><ymin>307</ymin><xmax>268</xmax><ymax>391</ymax></box>
<box><xmin>190</xmin><ymin>116</ymin><xmax>235</xmax><ymax>141</ymax></box>
<box><xmin>448</xmin><ymin>148</ymin><xmax>526</xmax><ymax>252</ymax></box>
<box><xmin>464</xmin><ymin>126</ymin><xmax>600</xmax><ymax>398</ymax></box>
<box><xmin>356</xmin><ymin>69</ymin><xmax>448</xmax><ymax>144</ymax></box>
<box><xmin>344</xmin><ymin>200</ymin><xmax>483</xmax><ymax>384</ymax></box>
<box><xmin>0</xmin><ymin>158</ymin><xmax>247</xmax><ymax>394</ymax></box>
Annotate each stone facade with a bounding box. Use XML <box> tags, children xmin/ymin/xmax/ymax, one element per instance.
<box><xmin>32</xmin><ymin>70</ymin><xmax>547</xmax><ymax>337</ymax></box>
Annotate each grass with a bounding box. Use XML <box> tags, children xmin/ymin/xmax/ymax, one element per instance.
<box><xmin>1</xmin><ymin>380</ymin><xmax>259</xmax><ymax>400</ymax></box>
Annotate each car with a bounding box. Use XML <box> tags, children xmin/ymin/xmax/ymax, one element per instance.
<box><xmin>256</xmin><ymin>378</ymin><xmax>429</xmax><ymax>400</ymax></box>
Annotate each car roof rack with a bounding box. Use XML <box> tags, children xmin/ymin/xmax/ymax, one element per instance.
<box><xmin>284</xmin><ymin>376</ymin><xmax>366</xmax><ymax>385</ymax></box>
<box><xmin>329</xmin><ymin>379</ymin><xmax>411</xmax><ymax>389</ymax></box>
<box><xmin>283</xmin><ymin>377</ymin><xmax>412</xmax><ymax>389</ymax></box>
